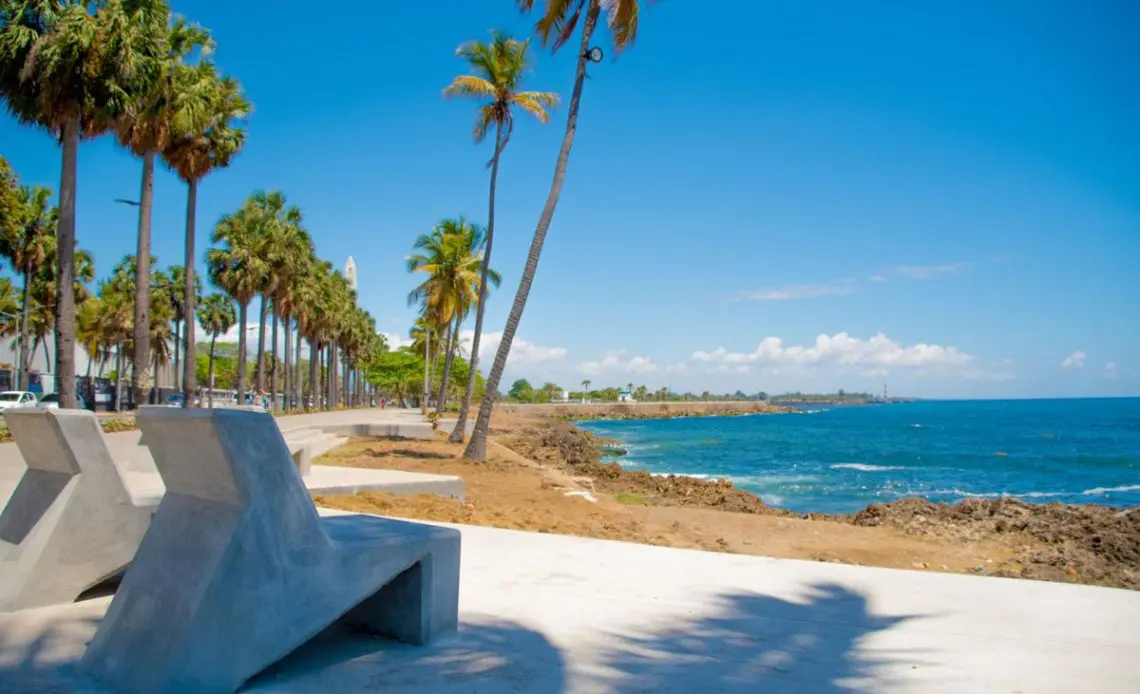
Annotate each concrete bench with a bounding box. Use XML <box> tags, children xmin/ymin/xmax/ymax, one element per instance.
<box><xmin>0</xmin><ymin>409</ymin><xmax>152</xmax><ymax>612</ymax></box>
<box><xmin>82</xmin><ymin>407</ymin><xmax>461</xmax><ymax>694</ymax></box>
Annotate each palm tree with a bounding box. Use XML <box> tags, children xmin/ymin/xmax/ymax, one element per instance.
<box><xmin>581</xmin><ymin>379</ymin><xmax>591</xmax><ymax>403</ymax></box>
<box><xmin>162</xmin><ymin>65</ymin><xmax>249</xmax><ymax>406</ymax></box>
<box><xmin>464</xmin><ymin>0</ymin><xmax>645</xmax><ymax>458</ymax></box>
<box><xmin>76</xmin><ymin>296</ymin><xmax>104</xmax><ymax>378</ymax></box>
<box><xmin>24</xmin><ymin>237</ymin><xmax>95</xmax><ymax>373</ymax></box>
<box><xmin>0</xmin><ymin>0</ymin><xmax>166</xmax><ymax>407</ymax></box>
<box><xmin>0</xmin><ymin>185</ymin><xmax>55</xmax><ymax>389</ymax></box>
<box><xmin>146</xmin><ymin>268</ymin><xmax>175</xmax><ymax>392</ymax></box>
<box><xmin>407</xmin><ymin>218</ymin><xmax>500</xmax><ymax>412</ymax></box>
<box><xmin>163</xmin><ymin>264</ymin><xmax>200</xmax><ymax>394</ymax></box>
<box><xmin>294</xmin><ymin>258</ymin><xmax>335</xmax><ymax>410</ymax></box>
<box><xmin>271</xmin><ymin>227</ymin><xmax>314</xmax><ymax>411</ymax></box>
<box><xmin>245</xmin><ymin>191</ymin><xmax>302</xmax><ymax>397</ymax></box>
<box><xmin>117</xmin><ymin>13</ymin><xmax>213</xmax><ymax>409</ymax></box>
<box><xmin>208</xmin><ymin>197</ymin><xmax>268</xmax><ymax>403</ymax></box>
<box><xmin>0</xmin><ymin>155</ymin><xmax>19</xmax><ymax>237</ymax></box>
<box><xmin>409</xmin><ymin>313</ymin><xmax>441</xmax><ymax>413</ymax></box>
<box><xmin>197</xmin><ymin>292</ymin><xmax>235</xmax><ymax>408</ymax></box>
<box><xmin>94</xmin><ymin>279</ymin><xmax>133</xmax><ymax>410</ymax></box>
<box><xmin>444</xmin><ymin>31</ymin><xmax>557</xmax><ymax>441</ymax></box>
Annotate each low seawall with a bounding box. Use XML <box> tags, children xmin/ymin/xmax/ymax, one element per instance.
<box><xmin>496</xmin><ymin>401</ymin><xmax>793</xmax><ymax>421</ymax></box>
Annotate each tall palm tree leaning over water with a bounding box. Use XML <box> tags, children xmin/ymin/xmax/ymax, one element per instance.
<box><xmin>443</xmin><ymin>31</ymin><xmax>557</xmax><ymax>442</ymax></box>
<box><xmin>162</xmin><ymin>66</ymin><xmax>249</xmax><ymax>406</ymax></box>
<box><xmin>0</xmin><ymin>0</ymin><xmax>168</xmax><ymax>408</ymax></box>
<box><xmin>464</xmin><ymin>0</ymin><xmax>647</xmax><ymax>459</ymax></box>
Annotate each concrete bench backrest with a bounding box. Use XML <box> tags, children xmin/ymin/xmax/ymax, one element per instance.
<box><xmin>1</xmin><ymin>409</ymin><xmax>133</xmax><ymax>547</ymax></box>
<box><xmin>135</xmin><ymin>406</ymin><xmax>324</xmax><ymax>539</ymax></box>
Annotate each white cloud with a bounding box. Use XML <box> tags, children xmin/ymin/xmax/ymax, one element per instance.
<box><xmin>664</xmin><ymin>362</ymin><xmax>688</xmax><ymax>375</ymax></box>
<box><xmin>692</xmin><ymin>332</ymin><xmax>974</xmax><ymax>371</ymax></box>
<box><xmin>1105</xmin><ymin>361</ymin><xmax>1117</xmax><ymax>379</ymax></box>
<box><xmin>692</xmin><ymin>347</ymin><xmax>727</xmax><ymax>363</ymax></box>
<box><xmin>1061</xmin><ymin>351</ymin><xmax>1086</xmax><ymax>369</ymax></box>
<box><xmin>893</xmin><ymin>262</ymin><xmax>969</xmax><ymax>280</ymax></box>
<box><xmin>868</xmin><ymin>275</ymin><xmax>888</xmax><ymax>283</ymax></box>
<box><xmin>381</xmin><ymin>332</ymin><xmax>413</xmax><ymax>350</ymax></box>
<box><xmin>577</xmin><ymin>350</ymin><xmax>659</xmax><ymax>377</ymax></box>
<box><xmin>458</xmin><ymin>330</ymin><xmax>567</xmax><ymax>365</ymax></box>
<box><xmin>733</xmin><ymin>281</ymin><xmax>854</xmax><ymax>302</ymax></box>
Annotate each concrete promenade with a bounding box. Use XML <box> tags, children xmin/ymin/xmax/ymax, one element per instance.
<box><xmin>1</xmin><ymin>511</ymin><xmax>1138</xmax><ymax>693</ymax></box>
<box><xmin>0</xmin><ymin>407</ymin><xmax>462</xmax><ymax>508</ymax></box>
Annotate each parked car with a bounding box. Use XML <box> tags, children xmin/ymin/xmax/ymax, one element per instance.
<box><xmin>0</xmin><ymin>391</ymin><xmax>39</xmax><ymax>411</ymax></box>
<box><xmin>37</xmin><ymin>393</ymin><xmax>89</xmax><ymax>410</ymax></box>
<box><xmin>165</xmin><ymin>393</ymin><xmax>200</xmax><ymax>408</ymax></box>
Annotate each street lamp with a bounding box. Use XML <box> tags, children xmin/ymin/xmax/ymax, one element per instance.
<box><xmin>584</xmin><ymin>46</ymin><xmax>604</xmax><ymax>63</ymax></box>
<box><xmin>114</xmin><ymin>198</ymin><xmax>141</xmax><ymax>207</ymax></box>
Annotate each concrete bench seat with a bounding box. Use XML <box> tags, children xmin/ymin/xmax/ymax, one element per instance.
<box><xmin>0</xmin><ymin>410</ymin><xmax>152</xmax><ymax>612</ymax></box>
<box><xmin>82</xmin><ymin>407</ymin><xmax>461</xmax><ymax>694</ymax></box>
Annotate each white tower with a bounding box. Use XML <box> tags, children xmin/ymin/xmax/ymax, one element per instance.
<box><xmin>345</xmin><ymin>256</ymin><xmax>357</xmax><ymax>292</ymax></box>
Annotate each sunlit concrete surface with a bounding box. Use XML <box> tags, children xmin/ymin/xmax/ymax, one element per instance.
<box><xmin>0</xmin><ymin>408</ymin><xmax>463</xmax><ymax>510</ymax></box>
<box><xmin>1</xmin><ymin>515</ymin><xmax>1137</xmax><ymax>693</ymax></box>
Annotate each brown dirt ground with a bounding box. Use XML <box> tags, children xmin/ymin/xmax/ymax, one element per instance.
<box><xmin>313</xmin><ymin>416</ymin><xmax>1039</xmax><ymax>580</ymax></box>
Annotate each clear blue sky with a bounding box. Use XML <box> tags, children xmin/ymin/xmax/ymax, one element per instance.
<box><xmin>2</xmin><ymin>1</ymin><xmax>1137</xmax><ymax>398</ymax></box>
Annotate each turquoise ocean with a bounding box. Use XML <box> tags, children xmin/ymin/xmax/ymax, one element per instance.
<box><xmin>577</xmin><ymin>398</ymin><xmax>1140</xmax><ymax>515</ymax></box>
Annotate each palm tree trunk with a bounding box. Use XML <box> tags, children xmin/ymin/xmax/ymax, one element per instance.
<box><xmin>55</xmin><ymin>119</ymin><xmax>80</xmax><ymax>409</ymax></box>
<box><xmin>113</xmin><ymin>345</ymin><xmax>123</xmax><ymax>412</ymax></box>
<box><xmin>436</xmin><ymin>315</ymin><xmax>458</xmax><ymax>412</ymax></box>
<box><xmin>308</xmin><ymin>339</ymin><xmax>319</xmax><ymax>409</ymax></box>
<box><xmin>131</xmin><ymin>151</ymin><xmax>155</xmax><ymax>409</ymax></box>
<box><xmin>464</xmin><ymin>3</ymin><xmax>600</xmax><ymax>459</ymax></box>
<box><xmin>269</xmin><ymin>302</ymin><xmax>279</xmax><ymax>411</ymax></box>
<box><xmin>181</xmin><ymin>179</ymin><xmax>199</xmax><ymax>408</ymax></box>
<box><xmin>18</xmin><ymin>263</ymin><xmax>32</xmax><ymax>391</ymax></box>
<box><xmin>325</xmin><ymin>344</ymin><xmax>334</xmax><ymax>409</ymax></box>
<box><xmin>208</xmin><ymin>335</ymin><xmax>217</xmax><ymax>408</ymax></box>
<box><xmin>294</xmin><ymin>329</ymin><xmax>303</xmax><ymax>408</ymax></box>
<box><xmin>236</xmin><ymin>301</ymin><xmax>249</xmax><ymax>401</ymax></box>
<box><xmin>172</xmin><ymin>321</ymin><xmax>180</xmax><ymax>393</ymax></box>
<box><xmin>451</xmin><ymin>122</ymin><xmax>504</xmax><ymax>442</ymax></box>
<box><xmin>422</xmin><ymin>329</ymin><xmax>431</xmax><ymax>413</ymax></box>
<box><xmin>255</xmin><ymin>297</ymin><xmax>268</xmax><ymax>393</ymax></box>
<box><xmin>282</xmin><ymin>312</ymin><xmax>291</xmax><ymax>411</ymax></box>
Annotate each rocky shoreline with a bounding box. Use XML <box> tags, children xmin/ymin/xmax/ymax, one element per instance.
<box><xmin>498</xmin><ymin>400</ymin><xmax>796</xmax><ymax>421</ymax></box>
<box><xmin>498</xmin><ymin>417</ymin><xmax>1139</xmax><ymax>590</ymax></box>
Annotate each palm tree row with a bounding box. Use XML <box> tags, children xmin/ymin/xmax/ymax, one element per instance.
<box><xmin>1</xmin><ymin>0</ymin><xmax>248</xmax><ymax>408</ymax></box>
<box><xmin>209</xmin><ymin>191</ymin><xmax>385</xmax><ymax>413</ymax></box>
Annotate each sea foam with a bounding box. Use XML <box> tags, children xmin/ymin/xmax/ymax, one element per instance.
<box><xmin>831</xmin><ymin>463</ymin><xmax>906</xmax><ymax>472</ymax></box>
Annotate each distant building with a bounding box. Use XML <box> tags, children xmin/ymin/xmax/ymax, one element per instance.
<box><xmin>556</xmin><ymin>389</ymin><xmax>570</xmax><ymax>403</ymax></box>
<box><xmin>618</xmin><ymin>388</ymin><xmax>635</xmax><ymax>403</ymax></box>
<box><xmin>345</xmin><ymin>256</ymin><xmax>358</xmax><ymax>291</ymax></box>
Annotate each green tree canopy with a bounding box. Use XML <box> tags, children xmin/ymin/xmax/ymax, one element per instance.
<box><xmin>508</xmin><ymin>378</ymin><xmax>536</xmax><ymax>402</ymax></box>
